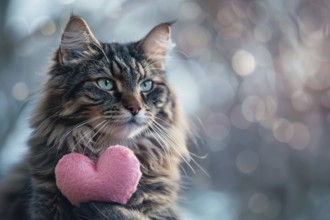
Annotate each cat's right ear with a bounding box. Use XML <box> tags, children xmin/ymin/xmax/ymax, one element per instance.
<box><xmin>59</xmin><ymin>15</ymin><xmax>103</xmax><ymax>64</ymax></box>
<box><xmin>139</xmin><ymin>23</ymin><xmax>172</xmax><ymax>70</ymax></box>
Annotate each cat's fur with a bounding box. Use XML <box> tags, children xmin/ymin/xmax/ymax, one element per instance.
<box><xmin>0</xmin><ymin>15</ymin><xmax>189</xmax><ymax>220</ymax></box>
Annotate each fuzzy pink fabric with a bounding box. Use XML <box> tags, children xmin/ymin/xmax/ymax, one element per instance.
<box><xmin>55</xmin><ymin>145</ymin><xmax>142</xmax><ymax>207</ymax></box>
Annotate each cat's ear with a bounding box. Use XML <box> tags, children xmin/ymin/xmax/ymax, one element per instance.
<box><xmin>59</xmin><ymin>15</ymin><xmax>103</xmax><ymax>64</ymax></box>
<box><xmin>140</xmin><ymin>23</ymin><xmax>172</xmax><ymax>70</ymax></box>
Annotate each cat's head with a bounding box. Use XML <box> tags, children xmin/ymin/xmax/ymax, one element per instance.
<box><xmin>40</xmin><ymin>15</ymin><xmax>178</xmax><ymax>141</ymax></box>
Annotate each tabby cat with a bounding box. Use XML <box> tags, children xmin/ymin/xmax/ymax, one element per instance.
<box><xmin>0</xmin><ymin>15</ymin><xmax>189</xmax><ymax>219</ymax></box>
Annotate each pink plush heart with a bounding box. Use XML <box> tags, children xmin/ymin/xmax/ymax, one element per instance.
<box><xmin>55</xmin><ymin>145</ymin><xmax>142</xmax><ymax>207</ymax></box>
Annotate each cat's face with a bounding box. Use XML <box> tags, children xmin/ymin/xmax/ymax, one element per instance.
<box><xmin>50</xmin><ymin>16</ymin><xmax>174</xmax><ymax>140</ymax></box>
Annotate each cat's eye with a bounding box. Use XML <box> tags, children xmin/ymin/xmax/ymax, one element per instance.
<box><xmin>96</xmin><ymin>79</ymin><xmax>114</xmax><ymax>91</ymax></box>
<box><xmin>140</xmin><ymin>80</ymin><xmax>153</xmax><ymax>92</ymax></box>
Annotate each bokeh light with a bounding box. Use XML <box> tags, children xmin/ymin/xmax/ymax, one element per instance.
<box><xmin>40</xmin><ymin>19</ymin><xmax>57</xmax><ymax>36</ymax></box>
<box><xmin>248</xmin><ymin>193</ymin><xmax>269</xmax><ymax>214</ymax></box>
<box><xmin>265</xmin><ymin>200</ymin><xmax>282</xmax><ymax>218</ymax></box>
<box><xmin>289</xmin><ymin>122</ymin><xmax>311</xmax><ymax>150</ymax></box>
<box><xmin>291</xmin><ymin>91</ymin><xmax>313</xmax><ymax>112</ymax></box>
<box><xmin>179</xmin><ymin>24</ymin><xmax>211</xmax><ymax>57</ymax></box>
<box><xmin>230</xmin><ymin>105</ymin><xmax>250</xmax><ymax>129</ymax></box>
<box><xmin>204</xmin><ymin>112</ymin><xmax>231</xmax><ymax>141</ymax></box>
<box><xmin>235</xmin><ymin>149</ymin><xmax>259</xmax><ymax>174</ymax></box>
<box><xmin>12</xmin><ymin>82</ymin><xmax>29</xmax><ymax>101</ymax></box>
<box><xmin>180</xmin><ymin>2</ymin><xmax>202</xmax><ymax>21</ymax></box>
<box><xmin>272</xmin><ymin>118</ymin><xmax>293</xmax><ymax>143</ymax></box>
<box><xmin>232</xmin><ymin>50</ymin><xmax>256</xmax><ymax>76</ymax></box>
<box><xmin>254</xmin><ymin>24</ymin><xmax>272</xmax><ymax>42</ymax></box>
<box><xmin>247</xmin><ymin>1</ymin><xmax>269</xmax><ymax>25</ymax></box>
<box><xmin>242</xmin><ymin>95</ymin><xmax>265</xmax><ymax>122</ymax></box>
<box><xmin>5</xmin><ymin>16</ymin><xmax>30</xmax><ymax>39</ymax></box>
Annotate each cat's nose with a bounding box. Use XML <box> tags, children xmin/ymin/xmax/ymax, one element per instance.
<box><xmin>125</xmin><ymin>105</ymin><xmax>141</xmax><ymax>116</ymax></box>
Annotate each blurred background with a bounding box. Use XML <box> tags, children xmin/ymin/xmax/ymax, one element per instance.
<box><xmin>1</xmin><ymin>0</ymin><xmax>330</xmax><ymax>219</ymax></box>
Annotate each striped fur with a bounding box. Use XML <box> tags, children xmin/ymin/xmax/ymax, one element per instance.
<box><xmin>0</xmin><ymin>16</ymin><xmax>189</xmax><ymax>220</ymax></box>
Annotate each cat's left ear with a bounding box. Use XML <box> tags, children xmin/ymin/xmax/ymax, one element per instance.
<box><xmin>140</xmin><ymin>23</ymin><xmax>172</xmax><ymax>70</ymax></box>
<box><xmin>59</xmin><ymin>15</ymin><xmax>103</xmax><ymax>64</ymax></box>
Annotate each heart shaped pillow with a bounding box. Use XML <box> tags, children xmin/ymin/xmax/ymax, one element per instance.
<box><xmin>55</xmin><ymin>145</ymin><xmax>142</xmax><ymax>207</ymax></box>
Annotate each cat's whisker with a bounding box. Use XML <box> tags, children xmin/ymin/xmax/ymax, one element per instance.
<box><xmin>189</xmin><ymin>158</ymin><xmax>210</xmax><ymax>178</ymax></box>
<box><xmin>145</xmin><ymin>126</ymin><xmax>173</xmax><ymax>171</ymax></box>
<box><xmin>144</xmin><ymin>112</ymin><xmax>192</xmax><ymax>176</ymax></box>
<box><xmin>150</xmin><ymin>123</ymin><xmax>196</xmax><ymax>175</ymax></box>
<box><xmin>83</xmin><ymin>120</ymin><xmax>109</xmax><ymax>155</ymax></box>
<box><xmin>70</xmin><ymin>120</ymin><xmax>107</xmax><ymax>153</ymax></box>
<box><xmin>189</xmin><ymin>152</ymin><xmax>208</xmax><ymax>160</ymax></box>
<box><xmin>88</xmin><ymin>121</ymin><xmax>108</xmax><ymax>146</ymax></box>
<box><xmin>93</xmin><ymin>121</ymin><xmax>111</xmax><ymax>152</ymax></box>
<box><xmin>150</xmin><ymin>115</ymin><xmax>184</xmax><ymax>135</ymax></box>
<box><xmin>149</xmin><ymin>113</ymin><xmax>209</xmax><ymax>177</ymax></box>
<box><xmin>180</xmin><ymin>163</ymin><xmax>189</xmax><ymax>177</ymax></box>
<box><xmin>94</xmin><ymin>122</ymin><xmax>111</xmax><ymax>145</ymax></box>
<box><xmin>102</xmin><ymin>114</ymin><xmax>132</xmax><ymax>123</ymax></box>
<box><xmin>144</xmin><ymin>114</ymin><xmax>177</xmax><ymax>162</ymax></box>
<box><xmin>149</xmin><ymin>124</ymin><xmax>189</xmax><ymax>176</ymax></box>
<box><xmin>188</xmin><ymin>114</ymin><xmax>209</xmax><ymax>149</ymax></box>
<box><xmin>152</xmin><ymin>120</ymin><xmax>209</xmax><ymax>178</ymax></box>
<box><xmin>147</xmin><ymin>121</ymin><xmax>190</xmax><ymax>170</ymax></box>
<box><xmin>56</xmin><ymin>116</ymin><xmax>102</xmax><ymax>153</ymax></box>
<box><xmin>152</xmin><ymin>122</ymin><xmax>186</xmax><ymax>153</ymax></box>
<box><xmin>145</xmin><ymin>112</ymin><xmax>182</xmax><ymax>144</ymax></box>
<box><xmin>58</xmin><ymin>116</ymin><xmax>102</xmax><ymax>145</ymax></box>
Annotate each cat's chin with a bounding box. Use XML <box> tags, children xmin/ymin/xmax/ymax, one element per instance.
<box><xmin>104</xmin><ymin>114</ymin><xmax>148</xmax><ymax>140</ymax></box>
<box><xmin>102</xmin><ymin>121</ymin><xmax>146</xmax><ymax>141</ymax></box>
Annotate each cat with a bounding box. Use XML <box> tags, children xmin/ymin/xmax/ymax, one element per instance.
<box><xmin>0</xmin><ymin>15</ymin><xmax>190</xmax><ymax>220</ymax></box>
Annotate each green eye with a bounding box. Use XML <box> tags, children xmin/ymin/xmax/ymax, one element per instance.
<box><xmin>140</xmin><ymin>80</ymin><xmax>153</xmax><ymax>92</ymax></box>
<box><xmin>96</xmin><ymin>79</ymin><xmax>114</xmax><ymax>91</ymax></box>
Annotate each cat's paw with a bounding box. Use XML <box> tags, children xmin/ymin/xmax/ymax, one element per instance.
<box><xmin>74</xmin><ymin>202</ymin><xmax>127</xmax><ymax>220</ymax></box>
<box><xmin>74</xmin><ymin>202</ymin><xmax>107</xmax><ymax>220</ymax></box>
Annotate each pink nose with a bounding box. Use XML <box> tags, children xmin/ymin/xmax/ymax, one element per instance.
<box><xmin>125</xmin><ymin>105</ymin><xmax>141</xmax><ymax>116</ymax></box>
